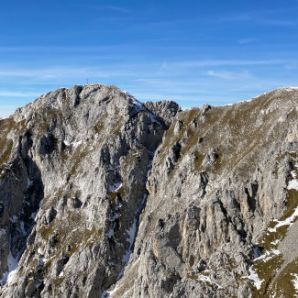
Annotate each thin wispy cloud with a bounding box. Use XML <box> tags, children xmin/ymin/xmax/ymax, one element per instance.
<box><xmin>260</xmin><ymin>19</ymin><xmax>296</xmax><ymax>26</ymax></box>
<box><xmin>207</xmin><ymin>70</ymin><xmax>252</xmax><ymax>80</ymax></box>
<box><xmin>0</xmin><ymin>45</ymin><xmax>130</xmax><ymax>52</ymax></box>
<box><xmin>0</xmin><ymin>59</ymin><xmax>287</xmax><ymax>84</ymax></box>
<box><xmin>216</xmin><ymin>8</ymin><xmax>297</xmax><ymax>26</ymax></box>
<box><xmin>102</xmin><ymin>5</ymin><xmax>131</xmax><ymax>13</ymax></box>
<box><xmin>1</xmin><ymin>1</ymin><xmax>298</xmax><ymax>117</ymax></box>
<box><xmin>0</xmin><ymin>67</ymin><xmax>137</xmax><ymax>80</ymax></box>
<box><xmin>84</xmin><ymin>4</ymin><xmax>131</xmax><ymax>14</ymax></box>
<box><xmin>0</xmin><ymin>91</ymin><xmax>40</xmax><ymax>97</ymax></box>
<box><xmin>161</xmin><ymin>59</ymin><xmax>288</xmax><ymax>69</ymax></box>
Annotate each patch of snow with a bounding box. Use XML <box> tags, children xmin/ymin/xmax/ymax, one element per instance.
<box><xmin>30</xmin><ymin>212</ymin><xmax>37</xmax><ymax>220</ymax></box>
<box><xmin>244</xmin><ymin>267</ymin><xmax>263</xmax><ymax>290</ymax></box>
<box><xmin>284</xmin><ymin>87</ymin><xmax>298</xmax><ymax>91</ymax></box>
<box><xmin>198</xmin><ymin>275</ymin><xmax>212</xmax><ymax>283</ymax></box>
<box><xmin>132</xmin><ymin>98</ymin><xmax>143</xmax><ymax>110</ymax></box>
<box><xmin>104</xmin><ymin>195</ymin><xmax>147</xmax><ymax>296</ymax></box>
<box><xmin>0</xmin><ymin>251</ymin><xmax>19</xmax><ymax>286</ymax></box>
<box><xmin>107</xmin><ymin>227</ymin><xmax>114</xmax><ymax>238</ymax></box>
<box><xmin>268</xmin><ymin>207</ymin><xmax>298</xmax><ymax>232</ymax></box>
<box><xmin>7</xmin><ymin>269</ymin><xmax>17</xmax><ymax>285</ymax></box>
<box><xmin>271</xmin><ymin>239</ymin><xmax>280</xmax><ymax>246</ymax></box>
<box><xmin>121</xmin><ymin>195</ymin><xmax>148</xmax><ymax>269</ymax></box>
<box><xmin>73</xmin><ymin>140</ymin><xmax>82</xmax><ymax>147</ymax></box>
<box><xmin>63</xmin><ymin>140</ymin><xmax>71</xmax><ymax>146</ymax></box>
<box><xmin>37</xmin><ymin>247</ymin><xmax>44</xmax><ymax>255</ymax></box>
<box><xmin>122</xmin><ymin>218</ymin><xmax>137</xmax><ymax>265</ymax></box>
<box><xmin>102</xmin><ymin>283</ymin><xmax>121</xmax><ymax>298</ymax></box>
<box><xmin>101</xmin><ymin>215</ymin><xmax>140</xmax><ymax>297</ymax></box>
<box><xmin>288</xmin><ymin>179</ymin><xmax>298</xmax><ymax>190</ymax></box>
<box><xmin>63</xmin><ymin>140</ymin><xmax>82</xmax><ymax>147</ymax></box>
<box><xmin>109</xmin><ymin>182</ymin><xmax>123</xmax><ymax>193</ymax></box>
<box><xmin>254</xmin><ymin>249</ymin><xmax>281</xmax><ymax>262</ymax></box>
<box><xmin>197</xmin><ymin>274</ymin><xmax>223</xmax><ymax>289</ymax></box>
<box><xmin>292</xmin><ymin>273</ymin><xmax>298</xmax><ymax>295</ymax></box>
<box><xmin>40</xmin><ymin>256</ymin><xmax>46</xmax><ymax>265</ymax></box>
<box><xmin>20</xmin><ymin>221</ymin><xmax>26</xmax><ymax>236</ymax></box>
<box><xmin>125</xmin><ymin>93</ymin><xmax>144</xmax><ymax>112</ymax></box>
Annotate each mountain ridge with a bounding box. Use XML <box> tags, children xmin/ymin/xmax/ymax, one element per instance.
<box><xmin>4</xmin><ymin>84</ymin><xmax>298</xmax><ymax>119</ymax></box>
<box><xmin>0</xmin><ymin>84</ymin><xmax>298</xmax><ymax>297</ymax></box>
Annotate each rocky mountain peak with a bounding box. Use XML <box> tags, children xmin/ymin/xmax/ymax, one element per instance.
<box><xmin>1</xmin><ymin>85</ymin><xmax>298</xmax><ymax>297</ymax></box>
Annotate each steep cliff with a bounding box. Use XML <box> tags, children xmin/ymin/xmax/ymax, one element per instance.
<box><xmin>0</xmin><ymin>85</ymin><xmax>298</xmax><ymax>297</ymax></box>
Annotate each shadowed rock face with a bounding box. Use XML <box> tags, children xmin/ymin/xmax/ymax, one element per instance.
<box><xmin>0</xmin><ymin>85</ymin><xmax>298</xmax><ymax>298</ymax></box>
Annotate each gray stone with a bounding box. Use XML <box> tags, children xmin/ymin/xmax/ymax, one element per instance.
<box><xmin>0</xmin><ymin>85</ymin><xmax>298</xmax><ymax>298</ymax></box>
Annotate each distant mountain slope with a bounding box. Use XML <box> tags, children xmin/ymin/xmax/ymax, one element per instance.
<box><xmin>0</xmin><ymin>84</ymin><xmax>298</xmax><ymax>298</ymax></box>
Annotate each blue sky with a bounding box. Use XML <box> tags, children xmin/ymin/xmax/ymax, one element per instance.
<box><xmin>1</xmin><ymin>0</ymin><xmax>298</xmax><ymax>116</ymax></box>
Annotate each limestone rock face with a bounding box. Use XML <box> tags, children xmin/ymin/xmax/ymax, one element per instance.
<box><xmin>1</xmin><ymin>85</ymin><xmax>298</xmax><ymax>298</ymax></box>
<box><xmin>144</xmin><ymin>101</ymin><xmax>181</xmax><ymax>127</ymax></box>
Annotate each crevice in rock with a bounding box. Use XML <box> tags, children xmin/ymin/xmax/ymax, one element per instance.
<box><xmin>101</xmin><ymin>109</ymin><xmax>176</xmax><ymax>297</ymax></box>
<box><xmin>244</xmin><ymin>181</ymin><xmax>258</xmax><ymax>213</ymax></box>
<box><xmin>121</xmin><ymin>193</ymin><xmax>147</xmax><ymax>271</ymax></box>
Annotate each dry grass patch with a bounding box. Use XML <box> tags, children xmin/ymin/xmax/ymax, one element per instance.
<box><xmin>250</xmin><ymin>190</ymin><xmax>298</xmax><ymax>296</ymax></box>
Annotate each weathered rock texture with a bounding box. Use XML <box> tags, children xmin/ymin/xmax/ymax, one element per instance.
<box><xmin>0</xmin><ymin>85</ymin><xmax>298</xmax><ymax>298</ymax></box>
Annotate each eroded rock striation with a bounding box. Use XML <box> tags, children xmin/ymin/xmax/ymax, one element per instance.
<box><xmin>0</xmin><ymin>84</ymin><xmax>298</xmax><ymax>298</ymax></box>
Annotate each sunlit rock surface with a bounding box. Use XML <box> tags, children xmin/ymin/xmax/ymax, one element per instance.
<box><xmin>1</xmin><ymin>85</ymin><xmax>298</xmax><ymax>297</ymax></box>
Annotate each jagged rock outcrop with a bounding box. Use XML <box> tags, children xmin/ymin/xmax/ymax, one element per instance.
<box><xmin>144</xmin><ymin>101</ymin><xmax>181</xmax><ymax>127</ymax></box>
<box><xmin>1</xmin><ymin>85</ymin><xmax>298</xmax><ymax>298</ymax></box>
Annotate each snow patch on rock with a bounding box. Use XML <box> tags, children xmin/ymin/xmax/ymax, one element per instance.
<box><xmin>197</xmin><ymin>274</ymin><xmax>223</xmax><ymax>289</ymax></box>
<box><xmin>0</xmin><ymin>251</ymin><xmax>19</xmax><ymax>286</ymax></box>
<box><xmin>284</xmin><ymin>87</ymin><xmax>298</xmax><ymax>91</ymax></box>
<box><xmin>254</xmin><ymin>249</ymin><xmax>281</xmax><ymax>262</ymax></box>
<box><xmin>271</xmin><ymin>239</ymin><xmax>280</xmax><ymax>246</ymax></box>
<box><xmin>109</xmin><ymin>182</ymin><xmax>123</xmax><ymax>193</ymax></box>
<box><xmin>288</xmin><ymin>179</ymin><xmax>298</xmax><ymax>190</ymax></box>
<box><xmin>123</xmin><ymin>219</ymin><xmax>137</xmax><ymax>265</ymax></box>
<box><xmin>292</xmin><ymin>273</ymin><xmax>298</xmax><ymax>295</ymax></box>
<box><xmin>268</xmin><ymin>207</ymin><xmax>298</xmax><ymax>233</ymax></box>
<box><xmin>244</xmin><ymin>267</ymin><xmax>263</xmax><ymax>290</ymax></box>
<box><xmin>63</xmin><ymin>140</ymin><xmax>82</xmax><ymax>147</ymax></box>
